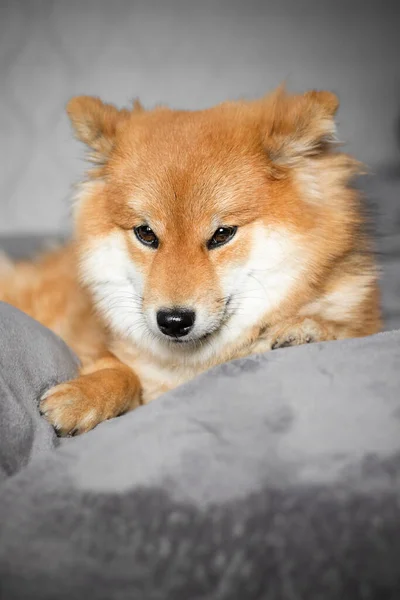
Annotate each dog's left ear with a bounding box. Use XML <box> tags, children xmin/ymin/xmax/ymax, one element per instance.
<box><xmin>263</xmin><ymin>87</ymin><xmax>339</xmax><ymax>167</ymax></box>
<box><xmin>66</xmin><ymin>96</ymin><xmax>132</xmax><ymax>161</ymax></box>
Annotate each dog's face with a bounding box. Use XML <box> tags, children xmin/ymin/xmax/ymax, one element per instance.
<box><xmin>69</xmin><ymin>89</ymin><xmax>354</xmax><ymax>363</ymax></box>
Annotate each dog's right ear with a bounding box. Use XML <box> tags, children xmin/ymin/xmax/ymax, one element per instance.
<box><xmin>66</xmin><ymin>96</ymin><xmax>131</xmax><ymax>162</ymax></box>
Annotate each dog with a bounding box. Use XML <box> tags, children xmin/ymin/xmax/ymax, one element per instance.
<box><xmin>0</xmin><ymin>87</ymin><xmax>381</xmax><ymax>435</ymax></box>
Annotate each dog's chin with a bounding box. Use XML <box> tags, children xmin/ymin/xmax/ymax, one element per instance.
<box><xmin>151</xmin><ymin>320</ymin><xmax>227</xmax><ymax>354</ymax></box>
<box><xmin>167</xmin><ymin>330</ymin><xmax>215</xmax><ymax>347</ymax></box>
<box><xmin>159</xmin><ymin>328</ymin><xmax>218</xmax><ymax>351</ymax></box>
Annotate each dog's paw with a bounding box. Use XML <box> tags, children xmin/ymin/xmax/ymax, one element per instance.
<box><xmin>40</xmin><ymin>379</ymin><xmax>106</xmax><ymax>437</ymax></box>
<box><xmin>270</xmin><ymin>318</ymin><xmax>331</xmax><ymax>350</ymax></box>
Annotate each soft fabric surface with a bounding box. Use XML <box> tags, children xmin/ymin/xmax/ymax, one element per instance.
<box><xmin>0</xmin><ymin>303</ymin><xmax>78</xmax><ymax>482</ymax></box>
<box><xmin>0</xmin><ymin>302</ymin><xmax>400</xmax><ymax>599</ymax></box>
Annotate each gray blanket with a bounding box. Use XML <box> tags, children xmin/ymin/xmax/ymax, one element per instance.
<box><xmin>0</xmin><ymin>301</ymin><xmax>400</xmax><ymax>599</ymax></box>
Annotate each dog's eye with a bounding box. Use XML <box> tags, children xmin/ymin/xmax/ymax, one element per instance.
<box><xmin>207</xmin><ymin>226</ymin><xmax>237</xmax><ymax>250</ymax></box>
<box><xmin>134</xmin><ymin>225</ymin><xmax>159</xmax><ymax>249</ymax></box>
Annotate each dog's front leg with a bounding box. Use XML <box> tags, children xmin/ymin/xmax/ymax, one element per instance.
<box><xmin>236</xmin><ymin>317</ymin><xmax>341</xmax><ymax>359</ymax></box>
<box><xmin>40</xmin><ymin>355</ymin><xmax>141</xmax><ymax>436</ymax></box>
<box><xmin>268</xmin><ymin>317</ymin><xmax>340</xmax><ymax>349</ymax></box>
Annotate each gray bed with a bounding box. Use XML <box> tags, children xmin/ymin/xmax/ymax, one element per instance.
<box><xmin>0</xmin><ymin>173</ymin><xmax>399</xmax><ymax>600</ymax></box>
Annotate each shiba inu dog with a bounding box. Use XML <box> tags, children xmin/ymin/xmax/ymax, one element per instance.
<box><xmin>0</xmin><ymin>87</ymin><xmax>381</xmax><ymax>435</ymax></box>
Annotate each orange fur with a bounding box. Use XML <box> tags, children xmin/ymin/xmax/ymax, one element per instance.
<box><xmin>0</xmin><ymin>88</ymin><xmax>381</xmax><ymax>435</ymax></box>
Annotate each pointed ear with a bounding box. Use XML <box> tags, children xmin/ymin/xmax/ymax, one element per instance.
<box><xmin>264</xmin><ymin>87</ymin><xmax>340</xmax><ymax>167</ymax></box>
<box><xmin>66</xmin><ymin>96</ymin><xmax>131</xmax><ymax>161</ymax></box>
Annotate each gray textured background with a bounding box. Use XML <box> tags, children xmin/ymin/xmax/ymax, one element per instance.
<box><xmin>0</xmin><ymin>0</ymin><xmax>399</xmax><ymax>234</ymax></box>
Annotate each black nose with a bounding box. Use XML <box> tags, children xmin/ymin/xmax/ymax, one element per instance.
<box><xmin>156</xmin><ymin>308</ymin><xmax>196</xmax><ymax>338</ymax></box>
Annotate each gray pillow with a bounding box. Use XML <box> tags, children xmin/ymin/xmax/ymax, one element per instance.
<box><xmin>0</xmin><ymin>302</ymin><xmax>79</xmax><ymax>481</ymax></box>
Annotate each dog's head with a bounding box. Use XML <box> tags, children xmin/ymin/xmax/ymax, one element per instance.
<box><xmin>68</xmin><ymin>88</ymin><xmax>360</xmax><ymax>363</ymax></box>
